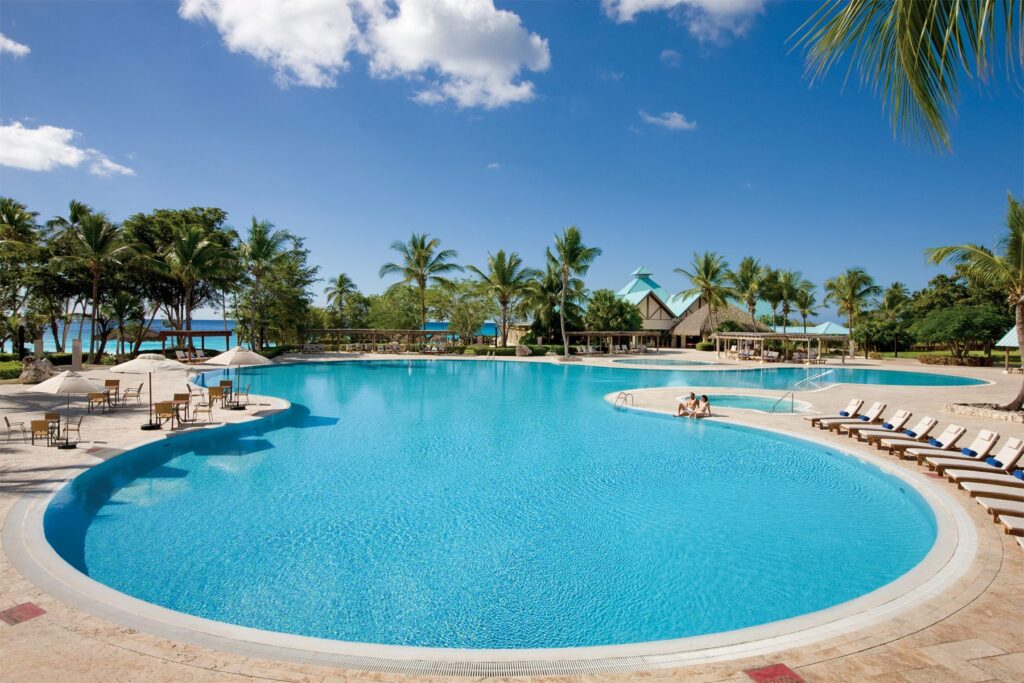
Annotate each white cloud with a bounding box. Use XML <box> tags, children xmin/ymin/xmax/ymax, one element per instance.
<box><xmin>0</xmin><ymin>122</ymin><xmax>135</xmax><ymax>177</ymax></box>
<box><xmin>486</xmin><ymin>162</ymin><xmax>501</xmax><ymax>170</ymax></box>
<box><xmin>0</xmin><ymin>32</ymin><xmax>30</xmax><ymax>57</ymax></box>
<box><xmin>603</xmin><ymin>0</ymin><xmax>765</xmax><ymax>43</ymax></box>
<box><xmin>179</xmin><ymin>0</ymin><xmax>550</xmax><ymax>108</ymax></box>
<box><xmin>659</xmin><ymin>48</ymin><xmax>682</xmax><ymax>67</ymax></box>
<box><xmin>639</xmin><ymin>110</ymin><xmax>697</xmax><ymax>131</ymax></box>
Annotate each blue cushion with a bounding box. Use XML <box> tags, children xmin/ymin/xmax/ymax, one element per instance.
<box><xmin>859</xmin><ymin>415</ymin><xmax>869</xmax><ymax>421</ymax></box>
<box><xmin>904</xmin><ymin>430</ymin><xmax>917</xmax><ymax>438</ymax></box>
<box><xmin>961</xmin><ymin>448</ymin><xmax>977</xmax><ymax>457</ymax></box>
<box><xmin>882</xmin><ymin>422</ymin><xmax>893</xmax><ymax>430</ymax></box>
<box><xmin>928</xmin><ymin>438</ymin><xmax>941</xmax><ymax>447</ymax></box>
<box><xmin>839</xmin><ymin>411</ymin><xmax>849</xmax><ymax>417</ymax></box>
<box><xmin>985</xmin><ymin>457</ymin><xmax>1003</xmax><ymax>468</ymax></box>
<box><xmin>1014</xmin><ymin>470</ymin><xmax>1024</xmax><ymax>480</ymax></box>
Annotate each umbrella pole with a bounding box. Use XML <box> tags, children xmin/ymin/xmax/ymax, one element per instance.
<box><xmin>141</xmin><ymin>370</ymin><xmax>160</xmax><ymax>430</ymax></box>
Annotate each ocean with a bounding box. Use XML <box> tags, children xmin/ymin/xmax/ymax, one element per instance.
<box><xmin>3</xmin><ymin>319</ymin><xmax>237</xmax><ymax>354</ymax></box>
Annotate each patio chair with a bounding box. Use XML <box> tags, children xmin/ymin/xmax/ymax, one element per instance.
<box><xmin>30</xmin><ymin>420</ymin><xmax>53</xmax><ymax>446</ymax></box>
<box><xmin>193</xmin><ymin>349</ymin><xmax>208</xmax><ymax>362</ymax></box>
<box><xmin>4</xmin><ymin>416</ymin><xmax>27</xmax><ymax>442</ymax></box>
<box><xmin>997</xmin><ymin>514</ymin><xmax>1024</xmax><ymax>536</ymax></box>
<box><xmin>104</xmin><ymin>379</ymin><xmax>120</xmax><ymax>405</ymax></box>
<box><xmin>929</xmin><ymin>436</ymin><xmax>1024</xmax><ymax>476</ymax></box>
<box><xmin>87</xmin><ymin>392</ymin><xmax>108</xmax><ymax>413</ymax></box>
<box><xmin>820</xmin><ymin>401</ymin><xmax>887</xmax><ymax>432</ymax></box>
<box><xmin>841</xmin><ymin>409</ymin><xmax>911</xmax><ymax>439</ymax></box>
<box><xmin>192</xmin><ymin>401</ymin><xmax>214</xmax><ymax>422</ymax></box>
<box><xmin>882</xmin><ymin>424</ymin><xmax>966</xmax><ymax>457</ymax></box>
<box><xmin>154</xmin><ymin>401</ymin><xmax>178</xmax><ymax>429</ymax></box>
<box><xmin>64</xmin><ymin>416</ymin><xmax>84</xmax><ymax>443</ymax></box>
<box><xmin>208</xmin><ymin>386</ymin><xmax>226</xmax><ymax>407</ymax></box>
<box><xmin>122</xmin><ymin>383</ymin><xmax>143</xmax><ymax>405</ymax></box>
<box><xmin>867</xmin><ymin>416</ymin><xmax>938</xmax><ymax>448</ymax></box>
<box><xmin>804</xmin><ymin>399</ymin><xmax>864</xmax><ymax>428</ymax></box>
<box><xmin>908</xmin><ymin>430</ymin><xmax>999</xmax><ymax>467</ymax></box>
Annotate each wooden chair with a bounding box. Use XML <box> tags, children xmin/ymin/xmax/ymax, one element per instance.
<box><xmin>192</xmin><ymin>402</ymin><xmax>214</xmax><ymax>423</ymax></box>
<box><xmin>173</xmin><ymin>393</ymin><xmax>191</xmax><ymax>421</ymax></box>
<box><xmin>87</xmin><ymin>392</ymin><xmax>108</xmax><ymax>413</ymax></box>
<box><xmin>104</xmin><ymin>379</ymin><xmax>120</xmax><ymax>405</ymax></box>
<box><xmin>154</xmin><ymin>401</ymin><xmax>178</xmax><ymax>429</ymax></box>
<box><xmin>65</xmin><ymin>416</ymin><xmax>84</xmax><ymax>443</ymax></box>
<box><xmin>4</xmin><ymin>416</ymin><xmax>28</xmax><ymax>442</ymax></box>
<box><xmin>122</xmin><ymin>383</ymin><xmax>143</xmax><ymax>404</ymax></box>
<box><xmin>30</xmin><ymin>420</ymin><xmax>53</xmax><ymax>446</ymax></box>
<box><xmin>44</xmin><ymin>412</ymin><xmax>61</xmax><ymax>439</ymax></box>
<box><xmin>208</xmin><ymin>386</ymin><xmax>226</xmax><ymax>407</ymax></box>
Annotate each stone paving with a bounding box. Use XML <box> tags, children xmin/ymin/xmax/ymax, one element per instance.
<box><xmin>1</xmin><ymin>353</ymin><xmax>1023</xmax><ymax>682</ymax></box>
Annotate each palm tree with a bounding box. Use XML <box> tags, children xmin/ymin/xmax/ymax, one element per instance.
<box><xmin>876</xmin><ymin>281</ymin><xmax>910</xmax><ymax>357</ymax></box>
<box><xmin>241</xmin><ymin>218</ymin><xmax>298</xmax><ymax>350</ymax></box>
<box><xmin>324</xmin><ymin>273</ymin><xmax>357</xmax><ymax>315</ymax></box>
<box><xmin>61</xmin><ymin>214</ymin><xmax>134</xmax><ymax>362</ymax></box>
<box><xmin>675</xmin><ymin>251</ymin><xmax>730</xmax><ymax>338</ymax></box>
<box><xmin>778</xmin><ymin>270</ymin><xmax>813</xmax><ymax>334</ymax></box>
<box><xmin>46</xmin><ymin>199</ymin><xmax>93</xmax><ymax>237</ymax></box>
<box><xmin>0</xmin><ymin>197</ymin><xmax>40</xmax><ymax>250</ymax></box>
<box><xmin>927</xmin><ymin>193</ymin><xmax>1024</xmax><ymax>409</ymax></box>
<box><xmin>794</xmin><ymin>286</ymin><xmax>819</xmax><ymax>332</ymax></box>
<box><xmin>523</xmin><ymin>258</ymin><xmax>582</xmax><ymax>345</ymax></box>
<box><xmin>467</xmin><ymin>250</ymin><xmax>538</xmax><ymax>346</ymax></box>
<box><xmin>794</xmin><ymin>2</ymin><xmax>1023</xmax><ymax>151</ymax></box>
<box><xmin>162</xmin><ymin>222</ymin><xmax>231</xmax><ymax>331</ymax></box>
<box><xmin>551</xmin><ymin>227</ymin><xmax>601</xmax><ymax>359</ymax></box>
<box><xmin>759</xmin><ymin>268</ymin><xmax>782</xmax><ymax>327</ymax></box>
<box><xmin>379</xmin><ymin>233</ymin><xmax>463</xmax><ymax>331</ymax></box>
<box><xmin>824</xmin><ymin>267</ymin><xmax>881</xmax><ymax>354</ymax></box>
<box><xmin>726</xmin><ymin>256</ymin><xmax>763</xmax><ymax>328</ymax></box>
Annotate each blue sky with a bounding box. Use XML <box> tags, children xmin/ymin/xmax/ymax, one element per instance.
<box><xmin>1</xmin><ymin>0</ymin><xmax>1021</xmax><ymax>316</ymax></box>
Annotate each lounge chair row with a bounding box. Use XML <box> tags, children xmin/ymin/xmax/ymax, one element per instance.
<box><xmin>174</xmin><ymin>349</ymin><xmax>212</xmax><ymax>364</ymax></box>
<box><xmin>806</xmin><ymin>400</ymin><xmax>1024</xmax><ymax>539</ymax></box>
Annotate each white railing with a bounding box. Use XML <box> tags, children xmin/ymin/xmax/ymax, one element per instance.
<box><xmin>613</xmin><ymin>391</ymin><xmax>635</xmax><ymax>408</ymax></box>
<box><xmin>792</xmin><ymin>369</ymin><xmax>836</xmax><ymax>392</ymax></box>
<box><xmin>772</xmin><ymin>391</ymin><xmax>795</xmax><ymax>413</ymax></box>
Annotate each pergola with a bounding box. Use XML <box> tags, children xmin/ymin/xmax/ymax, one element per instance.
<box><xmin>710</xmin><ymin>332</ymin><xmax>849</xmax><ymax>363</ymax></box>
<box><xmin>159</xmin><ymin>329</ymin><xmax>232</xmax><ymax>351</ymax></box>
<box><xmin>565</xmin><ymin>330</ymin><xmax>661</xmax><ymax>352</ymax></box>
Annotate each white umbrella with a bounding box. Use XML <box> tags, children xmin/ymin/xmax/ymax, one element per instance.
<box><xmin>205</xmin><ymin>346</ymin><xmax>271</xmax><ymax>367</ymax></box>
<box><xmin>111</xmin><ymin>353</ymin><xmax>190</xmax><ymax>429</ymax></box>
<box><xmin>31</xmin><ymin>371</ymin><xmax>105</xmax><ymax>448</ymax></box>
<box><xmin>206</xmin><ymin>346</ymin><xmax>270</xmax><ymax>410</ymax></box>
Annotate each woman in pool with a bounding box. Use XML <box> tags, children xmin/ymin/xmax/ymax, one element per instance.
<box><xmin>690</xmin><ymin>395</ymin><xmax>711</xmax><ymax>419</ymax></box>
<box><xmin>676</xmin><ymin>392</ymin><xmax>697</xmax><ymax>417</ymax></box>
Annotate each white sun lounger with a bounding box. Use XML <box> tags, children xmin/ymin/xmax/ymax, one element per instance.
<box><xmin>805</xmin><ymin>399</ymin><xmax>863</xmax><ymax>428</ymax></box>
<box><xmin>880</xmin><ymin>421</ymin><xmax>958</xmax><ymax>454</ymax></box>
<box><xmin>997</xmin><ymin>514</ymin><xmax>1024</xmax><ymax>536</ymax></box>
<box><xmin>935</xmin><ymin>438</ymin><xmax>1024</xmax><ymax>477</ymax></box>
<box><xmin>820</xmin><ymin>402</ymin><xmax>887</xmax><ymax>432</ymax></box>
<box><xmin>911</xmin><ymin>429</ymin><xmax>999</xmax><ymax>466</ymax></box>
<box><xmin>875</xmin><ymin>419</ymin><xmax>949</xmax><ymax>453</ymax></box>
<box><xmin>842</xmin><ymin>409</ymin><xmax>911</xmax><ymax>439</ymax></box>
<box><xmin>959</xmin><ymin>482</ymin><xmax>1024</xmax><ymax>501</ymax></box>
<box><xmin>974</xmin><ymin>497</ymin><xmax>1024</xmax><ymax>518</ymax></box>
<box><xmin>953</xmin><ymin>469</ymin><xmax>1024</xmax><ymax>487</ymax></box>
<box><xmin>866</xmin><ymin>416</ymin><xmax>937</xmax><ymax>447</ymax></box>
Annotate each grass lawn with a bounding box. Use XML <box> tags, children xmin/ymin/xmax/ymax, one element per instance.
<box><xmin>876</xmin><ymin>350</ymin><xmax>1015</xmax><ymax>363</ymax></box>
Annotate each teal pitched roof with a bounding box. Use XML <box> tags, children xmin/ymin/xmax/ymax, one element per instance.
<box><xmin>997</xmin><ymin>327</ymin><xmax>1018</xmax><ymax>348</ymax></box>
<box><xmin>615</xmin><ymin>267</ymin><xmax>694</xmax><ymax>317</ymax></box>
<box><xmin>772</xmin><ymin>321</ymin><xmax>849</xmax><ymax>335</ymax></box>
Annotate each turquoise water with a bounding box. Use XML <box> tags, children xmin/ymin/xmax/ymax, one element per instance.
<box><xmin>1</xmin><ymin>319</ymin><xmax>237</xmax><ymax>354</ymax></box>
<box><xmin>46</xmin><ymin>360</ymin><xmax>939</xmax><ymax>649</ymax></box>
<box><xmin>704</xmin><ymin>394</ymin><xmax>807</xmax><ymax>413</ymax></box>
<box><xmin>615</xmin><ymin>358</ymin><xmax>713</xmax><ymax>366</ymax></box>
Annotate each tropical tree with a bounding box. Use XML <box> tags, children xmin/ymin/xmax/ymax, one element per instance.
<box><xmin>760</xmin><ymin>268</ymin><xmax>782</xmax><ymax>327</ymax></box>
<box><xmin>824</xmin><ymin>267</ymin><xmax>882</xmax><ymax>354</ymax></box>
<box><xmin>324</xmin><ymin>273</ymin><xmax>357</xmax><ymax>320</ymax></box>
<box><xmin>777</xmin><ymin>270</ymin><xmax>813</xmax><ymax>334</ymax></box>
<box><xmin>162</xmin><ymin>222</ymin><xmax>232</xmax><ymax>330</ymax></box>
<box><xmin>583</xmin><ymin>289</ymin><xmax>643</xmax><ymax>331</ymax></box>
<box><xmin>927</xmin><ymin>193</ymin><xmax>1024</xmax><ymax>409</ymax></box>
<box><xmin>726</xmin><ymin>256</ymin><xmax>763</xmax><ymax>327</ymax></box>
<box><xmin>467</xmin><ymin>250</ymin><xmax>537</xmax><ymax>346</ymax></box>
<box><xmin>379</xmin><ymin>233</ymin><xmax>463</xmax><ymax>331</ymax></box>
<box><xmin>794</xmin><ymin>1</ymin><xmax>1024</xmax><ymax>151</ymax></box>
<box><xmin>794</xmin><ymin>286</ymin><xmax>819</xmax><ymax>333</ymax></box>
<box><xmin>61</xmin><ymin>214</ymin><xmax>134</xmax><ymax>362</ymax></box>
<box><xmin>675</xmin><ymin>251</ymin><xmax>731</xmax><ymax>338</ymax></box>
<box><xmin>240</xmin><ymin>218</ymin><xmax>298</xmax><ymax>349</ymax></box>
<box><xmin>523</xmin><ymin>258</ymin><xmax>583</xmax><ymax>345</ymax></box>
<box><xmin>551</xmin><ymin>227</ymin><xmax>602</xmax><ymax>359</ymax></box>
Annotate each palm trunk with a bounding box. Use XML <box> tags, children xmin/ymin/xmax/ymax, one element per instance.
<box><xmin>1002</xmin><ymin>302</ymin><xmax>1024</xmax><ymax>411</ymax></box>
<box><xmin>500</xmin><ymin>302</ymin><xmax>509</xmax><ymax>347</ymax></box>
<box><xmin>560</xmin><ymin>273</ymin><xmax>569</xmax><ymax>358</ymax></box>
<box><xmin>88</xmin><ymin>275</ymin><xmax>99</xmax><ymax>363</ymax></box>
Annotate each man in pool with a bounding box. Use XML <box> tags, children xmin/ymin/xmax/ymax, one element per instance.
<box><xmin>676</xmin><ymin>392</ymin><xmax>697</xmax><ymax>417</ymax></box>
<box><xmin>689</xmin><ymin>395</ymin><xmax>711</xmax><ymax>419</ymax></box>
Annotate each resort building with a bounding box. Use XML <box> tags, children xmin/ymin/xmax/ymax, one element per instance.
<box><xmin>616</xmin><ymin>266</ymin><xmax>769</xmax><ymax>348</ymax></box>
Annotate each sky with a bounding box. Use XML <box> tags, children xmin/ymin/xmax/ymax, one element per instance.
<box><xmin>1</xmin><ymin>0</ymin><xmax>1022</xmax><ymax>318</ymax></box>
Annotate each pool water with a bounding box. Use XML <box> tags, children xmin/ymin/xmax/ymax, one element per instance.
<box><xmin>46</xmin><ymin>360</ymin><xmax>940</xmax><ymax>649</ymax></box>
<box><xmin>703</xmin><ymin>394</ymin><xmax>809</xmax><ymax>413</ymax></box>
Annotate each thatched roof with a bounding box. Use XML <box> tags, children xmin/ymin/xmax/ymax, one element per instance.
<box><xmin>670</xmin><ymin>302</ymin><xmax>769</xmax><ymax>337</ymax></box>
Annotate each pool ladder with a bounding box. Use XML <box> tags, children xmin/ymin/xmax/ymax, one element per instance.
<box><xmin>613</xmin><ymin>391</ymin><xmax>635</xmax><ymax>408</ymax></box>
<box><xmin>772</xmin><ymin>391</ymin><xmax>795</xmax><ymax>413</ymax></box>
<box><xmin>792</xmin><ymin>369</ymin><xmax>836</xmax><ymax>391</ymax></box>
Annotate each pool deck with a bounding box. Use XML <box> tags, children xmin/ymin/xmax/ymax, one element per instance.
<box><xmin>1</xmin><ymin>352</ymin><xmax>1023</xmax><ymax>682</ymax></box>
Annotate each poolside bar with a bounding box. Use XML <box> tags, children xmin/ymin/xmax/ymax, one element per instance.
<box><xmin>564</xmin><ymin>330</ymin><xmax>661</xmax><ymax>353</ymax></box>
<box><xmin>710</xmin><ymin>331</ymin><xmax>849</xmax><ymax>363</ymax></box>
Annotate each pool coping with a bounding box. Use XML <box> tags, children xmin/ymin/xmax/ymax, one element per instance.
<box><xmin>1</xmin><ymin>360</ymin><xmax>979</xmax><ymax>677</ymax></box>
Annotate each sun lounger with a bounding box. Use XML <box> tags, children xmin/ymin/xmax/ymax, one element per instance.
<box><xmin>958</xmin><ymin>481</ymin><xmax>1024</xmax><ymax>501</ymax></box>
<box><xmin>997</xmin><ymin>514</ymin><xmax>1024</xmax><ymax>536</ymax></box>
<box><xmin>953</xmin><ymin>469</ymin><xmax>1024</xmax><ymax>488</ymax></box>
<box><xmin>804</xmin><ymin>399</ymin><xmax>863</xmax><ymax>428</ymax></box>
<box><xmin>880</xmin><ymin>423</ymin><xmax>964</xmax><ymax>456</ymax></box>
<box><xmin>974</xmin><ymin>496</ymin><xmax>1024</xmax><ymax>518</ymax></box>
<box><xmin>925</xmin><ymin>430</ymin><xmax>1003</xmax><ymax>473</ymax></box>
<box><xmin>821</xmin><ymin>401</ymin><xmax>886</xmax><ymax>432</ymax></box>
<box><xmin>842</xmin><ymin>409</ymin><xmax>911</xmax><ymax>439</ymax></box>
<box><xmin>867</xmin><ymin>416</ymin><xmax>938</xmax><ymax>448</ymax></box>
<box><xmin>911</xmin><ymin>429</ymin><xmax>999</xmax><ymax>466</ymax></box>
<box><xmin>934</xmin><ymin>438</ymin><xmax>1024</xmax><ymax>476</ymax></box>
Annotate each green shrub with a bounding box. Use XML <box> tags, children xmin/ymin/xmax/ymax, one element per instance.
<box><xmin>47</xmin><ymin>353</ymin><xmax>73</xmax><ymax>366</ymax></box>
<box><xmin>0</xmin><ymin>353</ymin><xmax>17</xmax><ymax>362</ymax></box>
<box><xmin>465</xmin><ymin>345</ymin><xmax>519</xmax><ymax>356</ymax></box>
<box><xmin>917</xmin><ymin>354</ymin><xmax>991</xmax><ymax>367</ymax></box>
<box><xmin>695</xmin><ymin>341</ymin><xmax>715</xmax><ymax>351</ymax></box>
<box><xmin>0</xmin><ymin>361</ymin><xmax>22</xmax><ymax>380</ymax></box>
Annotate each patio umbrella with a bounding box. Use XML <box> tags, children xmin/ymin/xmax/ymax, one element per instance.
<box><xmin>111</xmin><ymin>353</ymin><xmax>190</xmax><ymax>430</ymax></box>
<box><xmin>31</xmin><ymin>371</ymin><xmax>105</xmax><ymax>448</ymax></box>
<box><xmin>206</xmin><ymin>346</ymin><xmax>270</xmax><ymax>410</ymax></box>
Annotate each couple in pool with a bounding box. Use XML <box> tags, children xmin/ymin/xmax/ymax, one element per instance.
<box><xmin>676</xmin><ymin>392</ymin><xmax>711</xmax><ymax>419</ymax></box>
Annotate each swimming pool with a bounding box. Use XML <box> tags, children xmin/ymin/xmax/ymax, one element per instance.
<box><xmin>614</xmin><ymin>357</ymin><xmax>714</xmax><ymax>366</ymax></box>
<box><xmin>46</xmin><ymin>360</ymin><xmax>940</xmax><ymax>650</ymax></box>
<box><xmin>702</xmin><ymin>394</ymin><xmax>810</xmax><ymax>412</ymax></box>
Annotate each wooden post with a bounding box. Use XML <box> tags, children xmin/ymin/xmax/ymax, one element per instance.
<box><xmin>1005</xmin><ymin>347</ymin><xmax>1010</xmax><ymax>372</ymax></box>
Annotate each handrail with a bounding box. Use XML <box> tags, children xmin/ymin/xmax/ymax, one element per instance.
<box><xmin>614</xmin><ymin>391</ymin><xmax>634</xmax><ymax>408</ymax></box>
<box><xmin>793</xmin><ymin>369</ymin><xmax>835</xmax><ymax>391</ymax></box>
<box><xmin>772</xmin><ymin>391</ymin><xmax>795</xmax><ymax>413</ymax></box>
